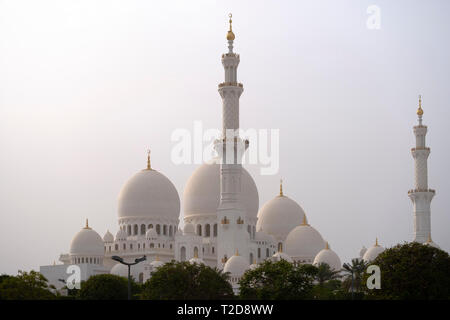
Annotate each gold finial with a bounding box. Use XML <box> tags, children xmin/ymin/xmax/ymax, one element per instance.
<box><xmin>325</xmin><ymin>242</ymin><xmax>329</xmax><ymax>250</ymax></box>
<box><xmin>417</xmin><ymin>95</ymin><xmax>424</xmax><ymax>116</ymax></box>
<box><xmin>155</xmin><ymin>255</ymin><xmax>160</xmax><ymax>261</ymax></box>
<box><xmin>375</xmin><ymin>237</ymin><xmax>379</xmax><ymax>247</ymax></box>
<box><xmin>84</xmin><ymin>219</ymin><xmax>91</xmax><ymax>229</ymax></box>
<box><xmin>253</xmin><ymin>259</ymin><xmax>257</xmax><ymax>264</ymax></box>
<box><xmin>279</xmin><ymin>178</ymin><xmax>284</xmax><ymax>196</ymax></box>
<box><xmin>301</xmin><ymin>215</ymin><xmax>308</xmax><ymax>226</ymax></box>
<box><xmin>194</xmin><ymin>251</ymin><xmax>198</xmax><ymax>258</ymax></box>
<box><xmin>427</xmin><ymin>234</ymin><xmax>432</xmax><ymax>243</ymax></box>
<box><xmin>235</xmin><ymin>249</ymin><xmax>239</xmax><ymax>256</ymax></box>
<box><xmin>146</xmin><ymin>149</ymin><xmax>152</xmax><ymax>170</ymax></box>
<box><xmin>226</xmin><ymin>13</ymin><xmax>235</xmax><ymax>41</ymax></box>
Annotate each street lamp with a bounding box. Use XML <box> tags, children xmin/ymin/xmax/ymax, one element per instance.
<box><xmin>112</xmin><ymin>255</ymin><xmax>147</xmax><ymax>300</ymax></box>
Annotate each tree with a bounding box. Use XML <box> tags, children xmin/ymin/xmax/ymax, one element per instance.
<box><xmin>78</xmin><ymin>274</ymin><xmax>129</xmax><ymax>300</ymax></box>
<box><xmin>342</xmin><ymin>258</ymin><xmax>368</xmax><ymax>298</ymax></box>
<box><xmin>362</xmin><ymin>242</ymin><xmax>450</xmax><ymax>300</ymax></box>
<box><xmin>238</xmin><ymin>260</ymin><xmax>317</xmax><ymax>300</ymax></box>
<box><xmin>141</xmin><ymin>261</ymin><xmax>233</xmax><ymax>300</ymax></box>
<box><xmin>315</xmin><ymin>263</ymin><xmax>341</xmax><ymax>286</ymax></box>
<box><xmin>0</xmin><ymin>270</ymin><xmax>55</xmax><ymax>300</ymax></box>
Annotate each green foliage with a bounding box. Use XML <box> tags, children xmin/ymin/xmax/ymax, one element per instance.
<box><xmin>362</xmin><ymin>242</ymin><xmax>450</xmax><ymax>300</ymax></box>
<box><xmin>0</xmin><ymin>270</ymin><xmax>55</xmax><ymax>300</ymax></box>
<box><xmin>315</xmin><ymin>263</ymin><xmax>341</xmax><ymax>286</ymax></box>
<box><xmin>78</xmin><ymin>274</ymin><xmax>129</xmax><ymax>300</ymax></box>
<box><xmin>141</xmin><ymin>261</ymin><xmax>234</xmax><ymax>300</ymax></box>
<box><xmin>342</xmin><ymin>258</ymin><xmax>368</xmax><ymax>296</ymax></box>
<box><xmin>238</xmin><ymin>260</ymin><xmax>317</xmax><ymax>300</ymax></box>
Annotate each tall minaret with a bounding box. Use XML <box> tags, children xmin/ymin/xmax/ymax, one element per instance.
<box><xmin>408</xmin><ymin>95</ymin><xmax>436</xmax><ymax>243</ymax></box>
<box><xmin>214</xmin><ymin>14</ymin><xmax>250</xmax><ymax>268</ymax></box>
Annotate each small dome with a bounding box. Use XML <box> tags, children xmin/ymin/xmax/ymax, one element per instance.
<box><xmin>362</xmin><ymin>239</ymin><xmax>385</xmax><ymax>262</ymax></box>
<box><xmin>70</xmin><ymin>222</ymin><xmax>104</xmax><ymax>256</ymax></box>
<box><xmin>183</xmin><ymin>223</ymin><xmax>195</xmax><ymax>235</ymax></box>
<box><xmin>285</xmin><ymin>220</ymin><xmax>325</xmax><ymax>261</ymax></box>
<box><xmin>110</xmin><ymin>263</ymin><xmax>128</xmax><ymax>278</ymax></box>
<box><xmin>150</xmin><ymin>258</ymin><xmax>165</xmax><ymax>269</ymax></box>
<box><xmin>256</xmin><ymin>194</ymin><xmax>307</xmax><ymax>241</ymax></box>
<box><xmin>103</xmin><ymin>230</ymin><xmax>114</xmax><ymax>243</ymax></box>
<box><xmin>118</xmin><ymin>168</ymin><xmax>180</xmax><ymax>220</ymax></box>
<box><xmin>313</xmin><ymin>243</ymin><xmax>342</xmax><ymax>271</ymax></box>
<box><xmin>115</xmin><ymin>229</ymin><xmax>127</xmax><ymax>241</ymax></box>
<box><xmin>224</xmin><ymin>253</ymin><xmax>249</xmax><ymax>277</ymax></box>
<box><xmin>359</xmin><ymin>246</ymin><xmax>367</xmax><ymax>258</ymax></box>
<box><xmin>183</xmin><ymin>159</ymin><xmax>259</xmax><ymax>220</ymax></box>
<box><xmin>145</xmin><ymin>228</ymin><xmax>158</xmax><ymax>239</ymax></box>
<box><xmin>272</xmin><ymin>251</ymin><xmax>293</xmax><ymax>263</ymax></box>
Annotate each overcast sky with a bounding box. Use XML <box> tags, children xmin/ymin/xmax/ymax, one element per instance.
<box><xmin>1</xmin><ymin>0</ymin><xmax>449</xmax><ymax>275</ymax></box>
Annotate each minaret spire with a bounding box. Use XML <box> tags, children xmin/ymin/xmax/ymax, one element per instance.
<box><xmin>408</xmin><ymin>95</ymin><xmax>436</xmax><ymax>244</ymax></box>
<box><xmin>279</xmin><ymin>178</ymin><xmax>284</xmax><ymax>196</ymax></box>
<box><xmin>215</xmin><ymin>15</ymin><xmax>248</xmax><ymax>268</ymax></box>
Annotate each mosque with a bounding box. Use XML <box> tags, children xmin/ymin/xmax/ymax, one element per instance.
<box><xmin>39</xmin><ymin>15</ymin><xmax>440</xmax><ymax>293</ymax></box>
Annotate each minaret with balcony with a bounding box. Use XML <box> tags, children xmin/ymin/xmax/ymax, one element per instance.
<box><xmin>408</xmin><ymin>95</ymin><xmax>436</xmax><ymax>243</ymax></box>
<box><xmin>214</xmin><ymin>14</ymin><xmax>250</xmax><ymax>268</ymax></box>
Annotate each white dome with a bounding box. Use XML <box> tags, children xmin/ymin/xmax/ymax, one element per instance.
<box><xmin>103</xmin><ymin>230</ymin><xmax>114</xmax><ymax>243</ymax></box>
<box><xmin>70</xmin><ymin>224</ymin><xmax>104</xmax><ymax>257</ymax></box>
<box><xmin>223</xmin><ymin>254</ymin><xmax>249</xmax><ymax>277</ymax></box>
<box><xmin>313</xmin><ymin>243</ymin><xmax>342</xmax><ymax>271</ymax></box>
<box><xmin>115</xmin><ymin>229</ymin><xmax>127</xmax><ymax>241</ymax></box>
<box><xmin>150</xmin><ymin>259</ymin><xmax>165</xmax><ymax>269</ymax></box>
<box><xmin>285</xmin><ymin>222</ymin><xmax>325</xmax><ymax>262</ymax></box>
<box><xmin>359</xmin><ymin>246</ymin><xmax>367</xmax><ymax>258</ymax></box>
<box><xmin>272</xmin><ymin>251</ymin><xmax>293</xmax><ymax>263</ymax></box>
<box><xmin>110</xmin><ymin>263</ymin><xmax>128</xmax><ymax>277</ymax></box>
<box><xmin>183</xmin><ymin>159</ymin><xmax>259</xmax><ymax>220</ymax></box>
<box><xmin>183</xmin><ymin>223</ymin><xmax>195</xmax><ymax>235</ymax></box>
<box><xmin>118</xmin><ymin>169</ymin><xmax>180</xmax><ymax>220</ymax></box>
<box><xmin>362</xmin><ymin>240</ymin><xmax>385</xmax><ymax>262</ymax></box>
<box><xmin>145</xmin><ymin>228</ymin><xmax>158</xmax><ymax>239</ymax></box>
<box><xmin>256</xmin><ymin>194</ymin><xmax>307</xmax><ymax>241</ymax></box>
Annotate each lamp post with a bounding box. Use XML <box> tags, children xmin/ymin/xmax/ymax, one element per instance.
<box><xmin>112</xmin><ymin>255</ymin><xmax>146</xmax><ymax>300</ymax></box>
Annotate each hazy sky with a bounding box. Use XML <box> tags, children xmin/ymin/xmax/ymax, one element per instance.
<box><xmin>1</xmin><ymin>0</ymin><xmax>449</xmax><ymax>275</ymax></box>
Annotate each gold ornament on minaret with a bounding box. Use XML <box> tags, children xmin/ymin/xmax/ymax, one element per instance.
<box><xmin>417</xmin><ymin>94</ymin><xmax>424</xmax><ymax>116</ymax></box>
<box><xmin>227</xmin><ymin>13</ymin><xmax>235</xmax><ymax>41</ymax></box>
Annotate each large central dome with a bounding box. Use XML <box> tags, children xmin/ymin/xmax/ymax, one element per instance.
<box><xmin>118</xmin><ymin>169</ymin><xmax>180</xmax><ymax>220</ymax></box>
<box><xmin>183</xmin><ymin>159</ymin><xmax>259</xmax><ymax>220</ymax></box>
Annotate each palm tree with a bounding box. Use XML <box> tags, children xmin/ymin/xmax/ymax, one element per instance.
<box><xmin>315</xmin><ymin>263</ymin><xmax>341</xmax><ymax>286</ymax></box>
<box><xmin>342</xmin><ymin>258</ymin><xmax>368</xmax><ymax>299</ymax></box>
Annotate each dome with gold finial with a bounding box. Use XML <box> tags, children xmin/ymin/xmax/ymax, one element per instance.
<box><xmin>118</xmin><ymin>150</ymin><xmax>180</xmax><ymax>220</ymax></box>
<box><xmin>256</xmin><ymin>180</ymin><xmax>307</xmax><ymax>241</ymax></box>
<box><xmin>226</xmin><ymin>13</ymin><xmax>235</xmax><ymax>41</ymax></box>
<box><xmin>362</xmin><ymin>238</ymin><xmax>385</xmax><ymax>262</ymax></box>
<box><xmin>223</xmin><ymin>250</ymin><xmax>249</xmax><ymax>277</ymax></box>
<box><xmin>284</xmin><ymin>216</ymin><xmax>325</xmax><ymax>262</ymax></box>
<box><xmin>69</xmin><ymin>220</ymin><xmax>104</xmax><ymax>257</ymax></box>
<box><xmin>313</xmin><ymin>242</ymin><xmax>342</xmax><ymax>271</ymax></box>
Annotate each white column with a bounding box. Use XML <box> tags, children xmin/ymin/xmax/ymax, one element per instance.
<box><xmin>215</xmin><ymin>29</ymin><xmax>250</xmax><ymax>268</ymax></box>
<box><xmin>408</xmin><ymin>96</ymin><xmax>435</xmax><ymax>243</ymax></box>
